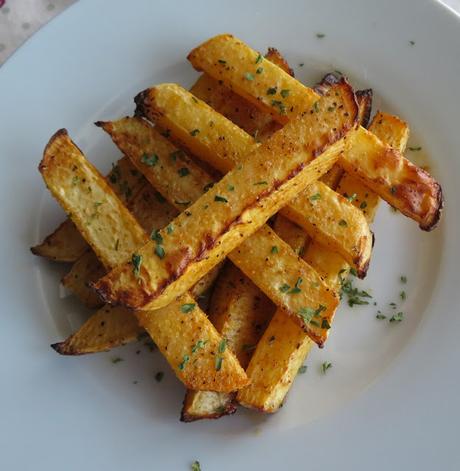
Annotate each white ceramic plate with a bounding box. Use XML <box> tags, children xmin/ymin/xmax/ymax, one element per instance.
<box><xmin>1</xmin><ymin>0</ymin><xmax>459</xmax><ymax>469</ymax></box>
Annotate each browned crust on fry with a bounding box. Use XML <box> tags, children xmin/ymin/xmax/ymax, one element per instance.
<box><xmin>50</xmin><ymin>341</ymin><xmax>82</xmax><ymax>355</ymax></box>
<box><xmin>265</xmin><ymin>47</ymin><xmax>295</xmax><ymax>77</ymax></box>
<box><xmin>356</xmin><ymin>89</ymin><xmax>373</xmax><ymax>129</ymax></box>
<box><xmin>419</xmin><ymin>180</ymin><xmax>444</xmax><ymax>231</ymax></box>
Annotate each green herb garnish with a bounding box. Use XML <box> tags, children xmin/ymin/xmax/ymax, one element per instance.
<box><xmin>409</xmin><ymin>146</ymin><xmax>422</xmax><ymax>151</ymax></box>
<box><xmin>214</xmin><ymin>195</ymin><xmax>228</xmax><ymax>203</ymax></box>
<box><xmin>141</xmin><ymin>153</ymin><xmax>159</xmax><ymax>166</ymax></box>
<box><xmin>338</xmin><ymin>219</ymin><xmax>348</xmax><ymax>227</ymax></box>
<box><xmin>244</xmin><ymin>72</ymin><xmax>255</xmax><ymax>81</ymax></box>
<box><xmin>111</xmin><ymin>357</ymin><xmax>123</xmax><ymax>364</ymax></box>
<box><xmin>316</xmin><ymin>33</ymin><xmax>326</xmax><ymax>39</ymax></box>
<box><xmin>389</xmin><ymin>312</ymin><xmax>404</xmax><ymax>323</ymax></box>
<box><xmin>166</xmin><ymin>224</ymin><xmax>173</xmax><ymax>234</ymax></box>
<box><xmin>190</xmin><ymin>129</ymin><xmax>200</xmax><ymax>136</ymax></box>
<box><xmin>321</xmin><ymin>361</ymin><xmax>332</xmax><ymax>374</ymax></box>
<box><xmin>155</xmin><ymin>371</ymin><xmax>164</xmax><ymax>382</ymax></box>
<box><xmin>132</xmin><ymin>254</ymin><xmax>142</xmax><ymax>277</ymax></box>
<box><xmin>179</xmin><ymin>354</ymin><xmax>190</xmax><ymax>370</ymax></box>
<box><xmin>271</xmin><ymin>246</ymin><xmax>279</xmax><ymax>254</ymax></box>
<box><xmin>154</xmin><ymin>245</ymin><xmax>165</xmax><ymax>259</ymax></box>
<box><xmin>360</xmin><ymin>201</ymin><xmax>368</xmax><ymax>209</ymax></box>
<box><xmin>192</xmin><ymin>340</ymin><xmax>207</xmax><ymax>353</ymax></box>
<box><xmin>191</xmin><ymin>461</ymin><xmax>201</xmax><ymax>471</ymax></box>
<box><xmin>400</xmin><ymin>275</ymin><xmax>407</xmax><ymax>284</ymax></box>
<box><xmin>181</xmin><ymin>303</ymin><xmax>196</xmax><ymax>313</ymax></box>
<box><xmin>215</xmin><ymin>356</ymin><xmax>223</xmax><ymax>371</ymax></box>
<box><xmin>298</xmin><ymin>365</ymin><xmax>308</xmax><ymax>374</ymax></box>
<box><xmin>254</xmin><ymin>180</ymin><xmax>268</xmax><ymax>185</ymax></box>
<box><xmin>256</xmin><ymin>67</ymin><xmax>263</xmax><ymax>74</ymax></box>
<box><xmin>218</xmin><ymin>59</ymin><xmax>227</xmax><ymax>64</ymax></box>
<box><xmin>280</xmin><ymin>89</ymin><xmax>290</xmax><ymax>98</ymax></box>
<box><xmin>255</xmin><ymin>53</ymin><xmax>263</xmax><ymax>64</ymax></box>
<box><xmin>309</xmin><ymin>192</ymin><xmax>321</xmax><ymax>202</ymax></box>
<box><xmin>150</xmin><ymin>229</ymin><xmax>163</xmax><ymax>244</ymax></box>
<box><xmin>267</xmin><ymin>87</ymin><xmax>277</xmax><ymax>95</ymax></box>
<box><xmin>400</xmin><ymin>291</ymin><xmax>406</xmax><ymax>301</ymax></box>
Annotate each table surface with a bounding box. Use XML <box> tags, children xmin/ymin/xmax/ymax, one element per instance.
<box><xmin>0</xmin><ymin>0</ymin><xmax>459</xmax><ymax>67</ymax></box>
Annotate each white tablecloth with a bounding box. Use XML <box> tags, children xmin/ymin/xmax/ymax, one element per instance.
<box><xmin>0</xmin><ymin>0</ymin><xmax>459</xmax><ymax>66</ymax></box>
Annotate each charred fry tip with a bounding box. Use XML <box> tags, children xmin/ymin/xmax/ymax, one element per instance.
<box><xmin>39</xmin><ymin>128</ymin><xmax>69</xmax><ymax>174</ymax></box>
<box><xmin>180</xmin><ymin>402</ymin><xmax>237</xmax><ymax>423</ymax></box>
<box><xmin>51</xmin><ymin>341</ymin><xmax>71</xmax><ymax>355</ymax></box>
<box><xmin>134</xmin><ymin>89</ymin><xmax>151</xmax><ymax>118</ymax></box>
<box><xmin>356</xmin><ymin>88</ymin><xmax>373</xmax><ymax>128</ymax></box>
<box><xmin>94</xmin><ymin>120</ymin><xmax>106</xmax><ymax>128</ymax></box>
<box><xmin>420</xmin><ymin>183</ymin><xmax>444</xmax><ymax>231</ymax></box>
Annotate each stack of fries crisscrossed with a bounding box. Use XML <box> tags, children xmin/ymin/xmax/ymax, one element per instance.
<box><xmin>32</xmin><ymin>34</ymin><xmax>443</xmax><ymax>421</ymax></box>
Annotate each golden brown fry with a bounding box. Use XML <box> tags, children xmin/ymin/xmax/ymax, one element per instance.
<box><xmin>62</xmin><ymin>183</ymin><xmax>178</xmax><ymax>308</ymax></box>
<box><xmin>42</xmin><ymin>130</ymin><xmax>247</xmax><ymax>391</ymax></box>
<box><xmin>136</xmin><ymin>82</ymin><xmax>372</xmax><ymax>275</ymax></box>
<box><xmin>39</xmin><ymin>130</ymin><xmax>148</xmax><ymax>269</ymax></box>
<box><xmin>188</xmin><ymin>34</ymin><xmax>443</xmax><ymax>230</ymax></box>
<box><xmin>95</xmin><ymin>85</ymin><xmax>356</xmax><ymax>341</ymax></box>
<box><xmin>51</xmin><ymin>305</ymin><xmax>143</xmax><ymax>355</ymax></box>
<box><xmin>98</xmin><ymin>116</ymin><xmax>338</xmax><ymax>344</ymax></box>
<box><xmin>61</xmin><ymin>250</ymin><xmax>106</xmax><ymax>309</ymax></box>
<box><xmin>181</xmin><ymin>263</ymin><xmax>274</xmax><ymax>421</ymax></box>
<box><xmin>32</xmin><ymin>156</ymin><xmax>146</xmax><ymax>262</ymax></box>
<box><xmin>238</xmin><ymin>111</ymin><xmax>410</xmax><ymax>412</ymax></box>
<box><xmin>30</xmin><ymin>219</ymin><xmax>88</xmax><ymax>262</ymax></box>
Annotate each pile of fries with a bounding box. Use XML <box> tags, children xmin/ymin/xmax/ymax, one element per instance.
<box><xmin>32</xmin><ymin>34</ymin><xmax>443</xmax><ymax>421</ymax></box>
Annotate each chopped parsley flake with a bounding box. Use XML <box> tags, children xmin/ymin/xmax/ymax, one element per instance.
<box><xmin>114</xmin><ymin>239</ymin><xmax>119</xmax><ymax>251</ymax></box>
<box><xmin>179</xmin><ymin>354</ymin><xmax>190</xmax><ymax>371</ymax></box>
<box><xmin>215</xmin><ymin>356</ymin><xmax>223</xmax><ymax>371</ymax></box>
<box><xmin>376</xmin><ymin>313</ymin><xmax>387</xmax><ymax>320</ymax></box>
<box><xmin>309</xmin><ymin>192</ymin><xmax>321</xmax><ymax>202</ymax></box>
<box><xmin>298</xmin><ymin>365</ymin><xmax>308</xmax><ymax>374</ymax></box>
<box><xmin>346</xmin><ymin>193</ymin><xmax>357</xmax><ymax>202</ymax></box>
<box><xmin>218</xmin><ymin>339</ymin><xmax>227</xmax><ymax>354</ymax></box>
<box><xmin>338</xmin><ymin>219</ymin><xmax>348</xmax><ymax>227</ymax></box>
<box><xmin>279</xmin><ymin>283</ymin><xmax>291</xmax><ymax>293</ymax></box>
<box><xmin>191</xmin><ymin>461</ymin><xmax>201</xmax><ymax>471</ymax></box>
<box><xmin>218</xmin><ymin>59</ymin><xmax>226</xmax><ymax>64</ymax></box>
<box><xmin>256</xmin><ymin>67</ymin><xmax>263</xmax><ymax>74</ymax></box>
<box><xmin>244</xmin><ymin>72</ymin><xmax>255</xmax><ymax>81</ymax></box>
<box><xmin>150</xmin><ymin>229</ymin><xmax>163</xmax><ymax>244</ymax></box>
<box><xmin>111</xmin><ymin>357</ymin><xmax>123</xmax><ymax>364</ymax></box>
<box><xmin>227</xmin><ymin>184</ymin><xmax>235</xmax><ymax>191</ymax></box>
<box><xmin>190</xmin><ymin>129</ymin><xmax>200</xmax><ymax>136</ymax></box>
<box><xmin>155</xmin><ymin>371</ymin><xmax>164</xmax><ymax>382</ymax></box>
<box><xmin>400</xmin><ymin>275</ymin><xmax>407</xmax><ymax>284</ymax></box>
<box><xmin>400</xmin><ymin>291</ymin><xmax>406</xmax><ymax>301</ymax></box>
<box><xmin>255</xmin><ymin>53</ymin><xmax>263</xmax><ymax>64</ymax></box>
<box><xmin>340</xmin><ymin>276</ymin><xmax>372</xmax><ymax>307</ymax></box>
<box><xmin>313</xmin><ymin>101</ymin><xmax>320</xmax><ymax>112</ymax></box>
<box><xmin>389</xmin><ymin>312</ymin><xmax>404</xmax><ymax>323</ymax></box>
<box><xmin>181</xmin><ymin>303</ymin><xmax>196</xmax><ymax>313</ymax></box>
<box><xmin>254</xmin><ymin>180</ymin><xmax>268</xmax><ymax>185</ymax></box>
<box><xmin>280</xmin><ymin>89</ymin><xmax>290</xmax><ymax>98</ymax></box>
<box><xmin>192</xmin><ymin>340</ymin><xmax>207</xmax><ymax>353</ymax></box>
<box><xmin>409</xmin><ymin>146</ymin><xmax>422</xmax><ymax>151</ymax></box>
<box><xmin>321</xmin><ymin>319</ymin><xmax>332</xmax><ymax>330</ymax></box>
<box><xmin>360</xmin><ymin>201</ymin><xmax>368</xmax><ymax>209</ymax></box>
<box><xmin>409</xmin><ymin>40</ymin><xmax>415</xmax><ymax>46</ymax></box>
<box><xmin>154</xmin><ymin>245</ymin><xmax>165</xmax><ymax>259</ymax></box>
<box><xmin>178</xmin><ymin>167</ymin><xmax>190</xmax><ymax>177</ymax></box>
<box><xmin>166</xmin><ymin>224</ymin><xmax>173</xmax><ymax>234</ymax></box>
<box><xmin>316</xmin><ymin>33</ymin><xmax>326</xmax><ymax>39</ymax></box>
<box><xmin>214</xmin><ymin>195</ymin><xmax>228</xmax><ymax>203</ymax></box>
<box><xmin>141</xmin><ymin>153</ymin><xmax>159</xmax><ymax>166</ymax></box>
<box><xmin>271</xmin><ymin>246</ymin><xmax>279</xmax><ymax>254</ymax></box>
<box><xmin>267</xmin><ymin>87</ymin><xmax>277</xmax><ymax>95</ymax></box>
<box><xmin>132</xmin><ymin>254</ymin><xmax>142</xmax><ymax>277</ymax></box>
<box><xmin>271</xmin><ymin>99</ymin><xmax>286</xmax><ymax>114</ymax></box>
<box><xmin>321</xmin><ymin>361</ymin><xmax>332</xmax><ymax>374</ymax></box>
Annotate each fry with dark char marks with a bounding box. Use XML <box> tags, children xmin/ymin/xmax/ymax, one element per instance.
<box><xmin>94</xmin><ymin>83</ymin><xmax>358</xmax><ymax>344</ymax></box>
<box><xmin>238</xmin><ymin>110</ymin><xmax>410</xmax><ymax>411</ymax></box>
<box><xmin>188</xmin><ymin>33</ymin><xmax>443</xmax><ymax>230</ymax></box>
<box><xmin>135</xmin><ymin>81</ymin><xmax>372</xmax><ymax>276</ymax></box>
